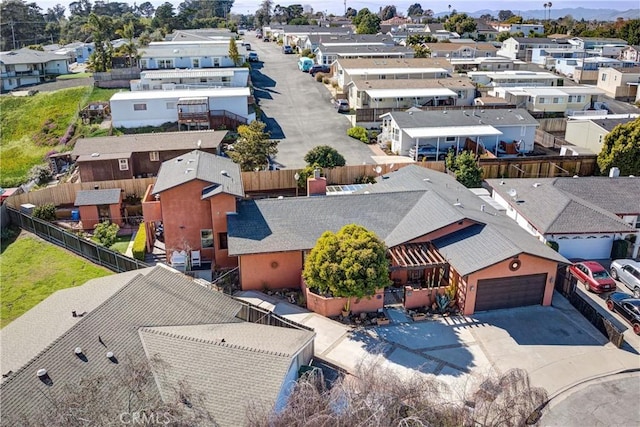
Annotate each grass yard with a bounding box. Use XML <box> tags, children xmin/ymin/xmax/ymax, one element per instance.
<box><xmin>109</xmin><ymin>235</ymin><xmax>133</xmax><ymax>254</ymax></box>
<box><xmin>57</xmin><ymin>72</ymin><xmax>93</xmax><ymax>80</ymax></box>
<box><xmin>0</xmin><ymin>232</ymin><xmax>112</xmax><ymax>328</ymax></box>
<box><xmin>0</xmin><ymin>86</ymin><xmax>121</xmax><ymax>187</ymax></box>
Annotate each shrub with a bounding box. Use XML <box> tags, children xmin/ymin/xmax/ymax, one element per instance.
<box><xmin>315</xmin><ymin>72</ymin><xmax>325</xmax><ymax>82</ymax></box>
<box><xmin>132</xmin><ymin>223</ymin><xmax>146</xmax><ymax>260</ymax></box>
<box><xmin>300</xmin><ymin>48</ymin><xmax>312</xmax><ymax>57</ymax></box>
<box><xmin>32</xmin><ymin>203</ymin><xmax>56</xmax><ymax>221</ymax></box>
<box><xmin>331</xmin><ymin>81</ymin><xmax>338</xmax><ymax>88</ymax></box>
<box><xmin>304</xmin><ymin>146</ymin><xmax>346</xmax><ymax>168</ymax></box>
<box><xmin>93</xmin><ymin>221</ymin><xmax>119</xmax><ymax>248</ymax></box>
<box><xmin>347</xmin><ymin>126</ymin><xmax>368</xmax><ymax>143</ymax></box>
<box><xmin>322</xmin><ymin>77</ymin><xmax>330</xmax><ymax>84</ymax></box>
<box><xmin>28</xmin><ymin>165</ymin><xmax>53</xmax><ymax>185</ymax></box>
<box><xmin>59</xmin><ymin>123</ymin><xmax>76</xmax><ymax>145</ymax></box>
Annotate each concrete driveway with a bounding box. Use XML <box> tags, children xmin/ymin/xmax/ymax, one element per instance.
<box><xmin>235</xmin><ymin>290</ymin><xmax>640</xmax><ymax>397</ymax></box>
<box><xmin>248</xmin><ymin>34</ymin><xmax>377</xmax><ymax>169</ymax></box>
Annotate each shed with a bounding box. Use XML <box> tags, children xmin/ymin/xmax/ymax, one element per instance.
<box><xmin>74</xmin><ymin>188</ymin><xmax>123</xmax><ymax>230</ymax></box>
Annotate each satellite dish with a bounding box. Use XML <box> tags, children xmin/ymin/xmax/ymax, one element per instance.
<box><xmin>375</xmin><ymin>166</ymin><xmax>382</xmax><ymax>174</ymax></box>
<box><xmin>507</xmin><ymin>189</ymin><xmax>518</xmax><ymax>199</ymax></box>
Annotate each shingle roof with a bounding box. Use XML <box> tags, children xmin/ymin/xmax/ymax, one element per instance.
<box><xmin>486</xmin><ymin>177</ymin><xmax>639</xmax><ymax>233</ymax></box>
<box><xmin>228</xmin><ymin>165</ymin><xmax>567</xmax><ymax>273</ymax></box>
<box><xmin>589</xmin><ymin>117</ymin><xmax>637</xmax><ymax>132</ymax></box>
<box><xmin>0</xmin><ymin>266</ymin><xmax>245</xmax><ymax>424</ymax></box>
<box><xmin>139</xmin><ymin>324</ymin><xmax>314</xmax><ymax>427</ymax></box>
<box><xmin>0</xmin><ymin>48</ymin><xmax>63</xmax><ymax>65</ymax></box>
<box><xmin>72</xmin><ymin>130</ymin><xmax>225</xmax><ymax>161</ymax></box>
<box><xmin>385</xmin><ymin>108</ymin><xmax>538</xmax><ymax>128</ymax></box>
<box><xmin>152</xmin><ymin>150</ymin><xmax>244</xmax><ymax>198</ymax></box>
<box><xmin>74</xmin><ymin>188</ymin><xmax>122</xmax><ymax>206</ymax></box>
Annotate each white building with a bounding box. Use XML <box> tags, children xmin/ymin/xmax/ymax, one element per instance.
<box><xmin>468</xmin><ymin>70</ymin><xmax>561</xmax><ymax>87</ymax></box>
<box><xmin>130</xmin><ymin>68</ymin><xmax>250</xmax><ymax>91</ymax></box>
<box><xmin>1</xmin><ymin>48</ymin><xmax>69</xmax><ymax>91</ymax></box>
<box><xmin>110</xmin><ymin>88</ymin><xmax>255</xmax><ymax>129</ymax></box>
<box><xmin>489</xmin><ymin>86</ymin><xmax>604</xmax><ymax>114</ymax></box>
<box><xmin>139</xmin><ymin>41</ymin><xmax>247</xmax><ymax>70</ymax></box>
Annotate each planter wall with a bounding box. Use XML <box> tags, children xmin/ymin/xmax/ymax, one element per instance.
<box><xmin>403</xmin><ymin>285</ymin><xmax>447</xmax><ymax>310</ymax></box>
<box><xmin>303</xmin><ymin>282</ymin><xmax>384</xmax><ymax>317</ymax></box>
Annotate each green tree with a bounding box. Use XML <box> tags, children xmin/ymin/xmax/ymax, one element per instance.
<box><xmin>379</xmin><ymin>5</ymin><xmax>396</xmax><ymax>21</ymax></box>
<box><xmin>93</xmin><ymin>221</ymin><xmax>120</xmax><ymax>248</ymax></box>
<box><xmin>444</xmin><ymin>13</ymin><xmax>477</xmax><ymax>35</ymax></box>
<box><xmin>303</xmin><ymin>224</ymin><xmax>391</xmax><ymax>312</ymax></box>
<box><xmin>497</xmin><ymin>31</ymin><xmax>512</xmax><ymax>42</ymax></box>
<box><xmin>452</xmin><ymin>150</ymin><xmax>483</xmax><ymax>188</ymax></box>
<box><xmin>84</xmin><ymin>13</ymin><xmax>113</xmax><ymax>72</ymax></box>
<box><xmin>228</xmin><ymin>37</ymin><xmax>241</xmax><ymax>65</ymax></box>
<box><xmin>356</xmin><ymin>13</ymin><xmax>381</xmax><ymax>34</ymax></box>
<box><xmin>0</xmin><ymin>0</ymin><xmax>47</xmax><ymax>51</ymax></box>
<box><xmin>115</xmin><ymin>22</ymin><xmax>137</xmax><ymax>67</ymax></box>
<box><xmin>227</xmin><ymin>120</ymin><xmax>279</xmax><ymax>171</ymax></box>
<box><xmin>304</xmin><ymin>146</ymin><xmax>346</xmax><ymax>168</ymax></box>
<box><xmin>255</xmin><ymin>0</ymin><xmax>273</xmax><ymax>27</ymax></box>
<box><xmin>618</xmin><ymin>19</ymin><xmax>640</xmax><ymax>45</ymax></box>
<box><xmin>407</xmin><ymin>3</ymin><xmax>423</xmax><ymax>17</ymax></box>
<box><xmin>597</xmin><ymin>118</ymin><xmax>640</xmax><ymax>176</ymax></box>
<box><xmin>498</xmin><ymin>10</ymin><xmax>515</xmax><ymax>21</ymax></box>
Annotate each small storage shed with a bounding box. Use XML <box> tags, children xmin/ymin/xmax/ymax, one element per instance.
<box><xmin>74</xmin><ymin>188</ymin><xmax>123</xmax><ymax>230</ymax></box>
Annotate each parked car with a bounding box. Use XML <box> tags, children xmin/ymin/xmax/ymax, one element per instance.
<box><xmin>610</xmin><ymin>259</ymin><xmax>640</xmax><ymax>298</ymax></box>
<box><xmin>334</xmin><ymin>99</ymin><xmax>350</xmax><ymax>113</ymax></box>
<box><xmin>298</xmin><ymin>57</ymin><xmax>314</xmax><ymax>72</ymax></box>
<box><xmin>282</xmin><ymin>45</ymin><xmax>293</xmax><ymax>54</ymax></box>
<box><xmin>606</xmin><ymin>292</ymin><xmax>640</xmax><ymax>335</ymax></box>
<box><xmin>408</xmin><ymin>144</ymin><xmax>447</xmax><ymax>161</ymax></box>
<box><xmin>568</xmin><ymin>261</ymin><xmax>617</xmax><ymax>293</ymax></box>
<box><xmin>263</xmin><ymin>37</ymin><xmax>271</xmax><ymax>42</ymax></box>
<box><xmin>309</xmin><ymin>65</ymin><xmax>331</xmax><ymax>76</ymax></box>
<box><xmin>247</xmin><ymin>52</ymin><xmax>260</xmax><ymax>62</ymax></box>
<box><xmin>242</xmin><ymin>42</ymin><xmax>252</xmax><ymax>51</ymax></box>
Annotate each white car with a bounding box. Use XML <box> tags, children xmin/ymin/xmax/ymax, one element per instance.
<box><xmin>610</xmin><ymin>259</ymin><xmax>640</xmax><ymax>298</ymax></box>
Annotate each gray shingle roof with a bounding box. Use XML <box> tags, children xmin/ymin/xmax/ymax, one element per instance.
<box><xmin>486</xmin><ymin>177</ymin><xmax>638</xmax><ymax>233</ymax></box>
<box><xmin>0</xmin><ymin>48</ymin><xmax>63</xmax><ymax>65</ymax></box>
<box><xmin>0</xmin><ymin>266</ymin><xmax>244</xmax><ymax>424</ymax></box>
<box><xmin>139</xmin><ymin>323</ymin><xmax>313</xmax><ymax>427</ymax></box>
<box><xmin>72</xmin><ymin>130</ymin><xmax>225</xmax><ymax>161</ymax></box>
<box><xmin>74</xmin><ymin>188</ymin><xmax>122</xmax><ymax>206</ymax></box>
<box><xmin>386</xmin><ymin>108</ymin><xmax>538</xmax><ymax>128</ymax></box>
<box><xmin>152</xmin><ymin>150</ymin><xmax>244</xmax><ymax>198</ymax></box>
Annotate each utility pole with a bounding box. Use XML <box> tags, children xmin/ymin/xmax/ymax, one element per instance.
<box><xmin>10</xmin><ymin>20</ymin><xmax>17</xmax><ymax>50</ymax></box>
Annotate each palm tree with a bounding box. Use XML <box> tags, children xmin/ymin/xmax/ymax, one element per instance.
<box><xmin>547</xmin><ymin>2</ymin><xmax>552</xmax><ymax>21</ymax></box>
<box><xmin>543</xmin><ymin>3</ymin><xmax>548</xmax><ymax>21</ymax></box>
<box><xmin>83</xmin><ymin>13</ymin><xmax>112</xmax><ymax>72</ymax></box>
<box><xmin>448</xmin><ymin>4</ymin><xmax>452</xmax><ymax>16</ymax></box>
<box><xmin>116</xmin><ymin>22</ymin><xmax>137</xmax><ymax>68</ymax></box>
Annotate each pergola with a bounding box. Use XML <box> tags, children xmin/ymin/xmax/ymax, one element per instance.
<box><xmin>388</xmin><ymin>243</ymin><xmax>448</xmax><ymax>271</ymax></box>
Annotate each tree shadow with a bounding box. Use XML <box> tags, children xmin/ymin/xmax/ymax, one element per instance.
<box><xmin>261</xmin><ymin>114</ymin><xmax>285</xmax><ymax>140</ymax></box>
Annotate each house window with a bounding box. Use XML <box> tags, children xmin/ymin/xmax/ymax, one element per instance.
<box><xmin>149</xmin><ymin>151</ymin><xmax>160</xmax><ymax>162</ymax></box>
<box><xmin>457</xmin><ymin>90</ymin><xmax>465</xmax><ymax>99</ymax></box>
<box><xmin>538</xmin><ymin>97</ymin><xmax>546</xmax><ymax>104</ymax></box>
<box><xmin>601</xmin><ymin>73</ymin><xmax>607</xmax><ymax>81</ymax></box>
<box><xmin>213</xmin><ymin>58</ymin><xmax>220</xmax><ymax>67</ymax></box>
<box><xmin>140</xmin><ymin>59</ymin><xmax>148</xmax><ymax>69</ymax></box>
<box><xmin>192</xmin><ymin>58</ymin><xmax>200</xmax><ymax>68</ymax></box>
<box><xmin>133</xmin><ymin>103</ymin><xmax>147</xmax><ymax>111</ymax></box>
<box><xmin>118</xmin><ymin>159</ymin><xmax>129</xmax><ymax>171</ymax></box>
<box><xmin>158</xmin><ymin>59</ymin><xmax>173</xmax><ymax>69</ymax></box>
<box><xmin>553</xmin><ymin>97</ymin><xmax>560</xmax><ymax>104</ymax></box>
<box><xmin>218</xmin><ymin>232</ymin><xmax>228</xmax><ymax>250</ymax></box>
<box><xmin>201</xmin><ymin>229</ymin><xmax>214</xmax><ymax>248</ymax></box>
<box><xmin>445</xmin><ymin>136</ymin><xmax>456</xmax><ymax>142</ymax></box>
<box><xmin>166</xmin><ymin>102</ymin><xmax>176</xmax><ymax>109</ymax></box>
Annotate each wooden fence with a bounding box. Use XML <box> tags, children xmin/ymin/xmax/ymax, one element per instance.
<box><xmin>5</xmin><ymin>178</ymin><xmax>156</xmax><ymax>209</ymax></box>
<box><xmin>538</xmin><ymin>117</ymin><xmax>567</xmax><ymax>132</ymax></box>
<box><xmin>478</xmin><ymin>154</ymin><xmax>597</xmax><ymax>179</ymax></box>
<box><xmin>6</xmin><ymin>207</ymin><xmax>150</xmax><ymax>273</ymax></box>
<box><xmin>535</xmin><ymin>129</ymin><xmax>570</xmax><ymax>150</ymax></box>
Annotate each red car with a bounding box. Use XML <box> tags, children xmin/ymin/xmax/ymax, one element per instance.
<box><xmin>569</xmin><ymin>261</ymin><xmax>617</xmax><ymax>293</ymax></box>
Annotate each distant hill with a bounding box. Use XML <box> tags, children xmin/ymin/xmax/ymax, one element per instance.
<box><xmin>435</xmin><ymin>8</ymin><xmax>639</xmax><ymax>21</ymax></box>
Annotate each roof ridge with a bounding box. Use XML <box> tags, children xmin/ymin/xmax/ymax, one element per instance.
<box><xmin>139</xmin><ymin>326</ymin><xmax>292</xmax><ymax>358</ymax></box>
<box><xmin>0</xmin><ymin>270</ymin><xmax>150</xmax><ymax>388</ymax></box>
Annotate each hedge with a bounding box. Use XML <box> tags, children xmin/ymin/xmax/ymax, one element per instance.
<box><xmin>132</xmin><ymin>223</ymin><xmax>146</xmax><ymax>261</ymax></box>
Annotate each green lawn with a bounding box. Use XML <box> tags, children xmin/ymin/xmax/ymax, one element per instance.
<box><xmin>109</xmin><ymin>235</ymin><xmax>133</xmax><ymax>254</ymax></box>
<box><xmin>0</xmin><ymin>233</ymin><xmax>112</xmax><ymax>328</ymax></box>
<box><xmin>57</xmin><ymin>72</ymin><xmax>93</xmax><ymax>80</ymax></box>
<box><xmin>0</xmin><ymin>86</ymin><xmax>122</xmax><ymax>187</ymax></box>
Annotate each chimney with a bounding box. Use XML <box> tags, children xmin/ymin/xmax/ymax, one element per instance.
<box><xmin>307</xmin><ymin>169</ymin><xmax>326</xmax><ymax>197</ymax></box>
<box><xmin>609</xmin><ymin>167</ymin><xmax>620</xmax><ymax>178</ymax></box>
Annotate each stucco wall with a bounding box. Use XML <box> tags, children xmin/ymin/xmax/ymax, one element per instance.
<box><xmin>78</xmin><ymin>205</ymin><xmax>99</xmax><ymax>230</ymax></box>
<box><xmin>404</xmin><ymin>285</ymin><xmax>447</xmax><ymax>309</ymax></box>
<box><xmin>239</xmin><ymin>251</ymin><xmax>303</xmax><ymax>290</ymax></box>
<box><xmin>462</xmin><ymin>253</ymin><xmax>557</xmax><ymax>315</ymax></box>
<box><xmin>303</xmin><ymin>282</ymin><xmax>385</xmax><ymax>316</ymax></box>
<box><xmin>210</xmin><ymin>193</ymin><xmax>237</xmax><ymax>268</ymax></box>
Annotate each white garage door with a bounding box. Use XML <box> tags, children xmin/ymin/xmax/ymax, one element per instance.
<box><xmin>557</xmin><ymin>235</ymin><xmax>613</xmax><ymax>259</ymax></box>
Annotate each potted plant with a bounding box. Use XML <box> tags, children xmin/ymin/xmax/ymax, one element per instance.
<box><xmin>376</xmin><ymin>314</ymin><xmax>390</xmax><ymax>326</ymax></box>
<box><xmin>341</xmin><ymin>300</ymin><xmax>351</xmax><ymax>318</ymax></box>
<box><xmin>412</xmin><ymin>311</ymin><xmax>427</xmax><ymax>322</ymax></box>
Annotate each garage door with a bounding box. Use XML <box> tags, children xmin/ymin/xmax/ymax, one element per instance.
<box><xmin>475</xmin><ymin>273</ymin><xmax>547</xmax><ymax>312</ymax></box>
<box><xmin>557</xmin><ymin>235</ymin><xmax>613</xmax><ymax>260</ymax></box>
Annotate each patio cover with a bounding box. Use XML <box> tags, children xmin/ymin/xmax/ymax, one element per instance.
<box><xmin>365</xmin><ymin>88</ymin><xmax>456</xmax><ymax>99</ymax></box>
<box><xmin>388</xmin><ymin>243</ymin><xmax>448</xmax><ymax>270</ymax></box>
<box><xmin>177</xmin><ymin>97</ymin><xmax>208</xmax><ymax>105</ymax></box>
<box><xmin>405</xmin><ymin>125</ymin><xmax>502</xmax><ymax>139</ymax></box>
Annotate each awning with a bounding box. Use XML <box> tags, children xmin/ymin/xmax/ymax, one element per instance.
<box><xmin>177</xmin><ymin>97</ymin><xmax>208</xmax><ymax>105</ymax></box>
<box><xmin>144</xmin><ymin>70</ymin><xmax>235</xmax><ymax>79</ymax></box>
<box><xmin>405</xmin><ymin>125</ymin><xmax>502</xmax><ymax>139</ymax></box>
<box><xmin>365</xmin><ymin>88</ymin><xmax>456</xmax><ymax>99</ymax></box>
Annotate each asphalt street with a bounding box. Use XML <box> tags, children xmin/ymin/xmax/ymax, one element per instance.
<box><xmin>247</xmin><ymin>34</ymin><xmax>377</xmax><ymax>169</ymax></box>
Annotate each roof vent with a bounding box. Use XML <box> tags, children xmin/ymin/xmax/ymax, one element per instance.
<box><xmin>572</xmin><ymin>175</ymin><xmax>579</xmax><ymax>179</ymax></box>
<box><xmin>533</xmin><ymin>182</ymin><xmax>541</xmax><ymax>187</ymax></box>
<box><xmin>176</xmin><ymin>158</ymin><xmax>184</xmax><ymax>163</ymax></box>
<box><xmin>74</xmin><ymin>347</ymin><xmax>83</xmax><ymax>355</ymax></box>
<box><xmin>221</xmin><ymin>170</ymin><xmax>229</xmax><ymax>177</ymax></box>
<box><xmin>277</xmin><ymin>196</ymin><xmax>284</xmax><ymax>200</ymax></box>
<box><xmin>91</xmin><ymin>152</ymin><xmax>100</xmax><ymax>157</ymax></box>
<box><xmin>185</xmin><ymin>168</ymin><xmax>194</xmax><ymax>174</ymax></box>
<box><xmin>508</xmin><ymin>188</ymin><xmax>518</xmax><ymax>199</ymax></box>
<box><xmin>499</xmin><ymin>180</ymin><xmax>505</xmax><ymax>185</ymax></box>
<box><xmin>36</xmin><ymin>369</ymin><xmax>47</xmax><ymax>377</ymax></box>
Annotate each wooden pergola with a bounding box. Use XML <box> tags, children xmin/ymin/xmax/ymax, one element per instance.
<box><xmin>388</xmin><ymin>243</ymin><xmax>448</xmax><ymax>271</ymax></box>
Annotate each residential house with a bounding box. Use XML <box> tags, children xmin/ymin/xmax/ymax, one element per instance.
<box><xmin>487</xmin><ymin>177</ymin><xmax>640</xmax><ymax>259</ymax></box>
<box><xmin>281</xmin><ymin>24</ymin><xmax>353</xmax><ymax>48</ymax></box>
<box><xmin>488</xmin><ymin>86</ymin><xmax>604</xmax><ymax>115</ymax></box>
<box><xmin>227</xmin><ymin>165</ymin><xmax>568</xmax><ymax>315</ymax></box>
<box><xmin>143</xmin><ymin>150</ymin><xmax>244</xmax><ymax>268</ymax></box>
<box><xmin>491</xmin><ymin>23</ymin><xmax>545</xmax><ymax>35</ymax></box>
<box><xmin>498</xmin><ymin>37</ymin><xmax>573</xmax><ymax>61</ymax></box>
<box><xmin>0</xmin><ymin>266</ymin><xmax>315</xmax><ymax>427</ymax></box>
<box><xmin>164</xmin><ymin>28</ymin><xmax>235</xmax><ymax>42</ymax></box>
<box><xmin>377</xmin><ymin>108</ymin><xmax>538</xmax><ymax>156</ymax></box>
<box><xmin>74</xmin><ymin>188</ymin><xmax>123</xmax><ymax>230</ymax></box>
<box><xmin>449</xmin><ymin>56</ymin><xmax>524</xmax><ymax>72</ymax></box>
<box><xmin>472</xmin><ymin>20</ymin><xmax>499</xmax><ymax>42</ymax></box>
<box><xmin>71</xmin><ymin>130</ymin><xmax>225</xmax><ymax>182</ymax></box>
<box><xmin>334</xmin><ymin>57</ymin><xmax>453</xmax><ymax>90</ymax></box>
<box><xmin>530</xmin><ymin>47</ymin><xmax>586</xmax><ymax>69</ymax></box>
<box><xmin>423</xmin><ymin>42</ymin><xmax>498</xmax><ymax>59</ymax></box>
<box><xmin>138</xmin><ymin>41</ymin><xmax>247</xmax><ymax>70</ymax></box>
<box><xmin>554</xmin><ymin>56</ymin><xmax>640</xmax><ymax>84</ymax></box>
<box><xmin>109</xmin><ymin>87</ymin><xmax>254</xmax><ymax>129</ymax></box>
<box><xmin>315</xmin><ymin>44</ymin><xmax>414</xmax><ymax>66</ymax></box>
<box><xmin>300</xmin><ymin>32</ymin><xmax>386</xmax><ymax>52</ymax></box>
<box><xmin>564</xmin><ymin>115</ymin><xmax>639</xmax><ymax>154</ymax></box>
<box><xmin>0</xmin><ymin>49</ymin><xmax>69</xmax><ymax>91</ymax></box>
<box><xmin>468</xmin><ymin>70</ymin><xmax>562</xmax><ymax>87</ymax></box>
<box><xmin>620</xmin><ymin>45</ymin><xmax>640</xmax><ymax>62</ymax></box>
<box><xmin>597</xmin><ymin>67</ymin><xmax>640</xmax><ymax>101</ymax></box>
<box><xmin>570</xmin><ymin>37</ymin><xmax>628</xmax><ymax>51</ymax></box>
<box><xmin>346</xmin><ymin>77</ymin><xmax>475</xmax><ymax>111</ymax></box>
<box><xmin>130</xmin><ymin>68</ymin><xmax>250</xmax><ymax>91</ymax></box>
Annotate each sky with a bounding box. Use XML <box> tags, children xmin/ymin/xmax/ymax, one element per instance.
<box><xmin>34</xmin><ymin>0</ymin><xmax>639</xmax><ymax>16</ymax></box>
